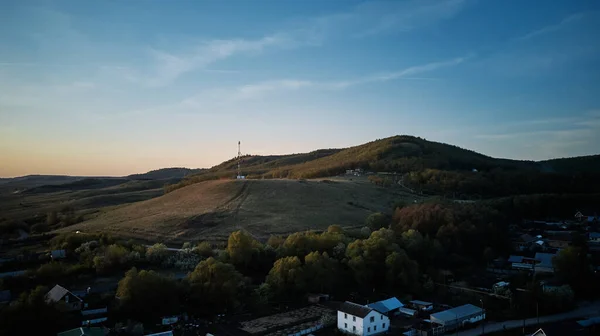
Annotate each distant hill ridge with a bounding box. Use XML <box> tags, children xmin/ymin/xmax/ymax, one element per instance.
<box><xmin>167</xmin><ymin>135</ymin><xmax>599</xmax><ymax>192</ymax></box>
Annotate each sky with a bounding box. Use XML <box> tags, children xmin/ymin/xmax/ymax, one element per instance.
<box><xmin>1</xmin><ymin>0</ymin><xmax>599</xmax><ymax>177</ymax></box>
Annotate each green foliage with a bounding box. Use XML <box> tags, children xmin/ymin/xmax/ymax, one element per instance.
<box><xmin>266</xmin><ymin>256</ymin><xmax>305</xmax><ymax>298</ymax></box>
<box><xmin>365</xmin><ymin>212</ymin><xmax>389</xmax><ymax>231</ymax></box>
<box><xmin>327</xmin><ymin>225</ymin><xmax>344</xmax><ymax>234</ymax></box>
<box><xmin>0</xmin><ymin>285</ymin><xmax>78</xmax><ymax>335</ymax></box>
<box><xmin>187</xmin><ymin>257</ymin><xmax>244</xmax><ymax>315</ymax></box>
<box><xmin>267</xmin><ymin>235</ymin><xmax>285</xmax><ymax>249</ymax></box>
<box><xmin>227</xmin><ymin>230</ymin><xmax>263</xmax><ymax>267</ymax></box>
<box><xmin>195</xmin><ymin>241</ymin><xmax>214</xmax><ymax>258</ymax></box>
<box><xmin>117</xmin><ymin>268</ymin><xmax>181</xmax><ymax>323</ymax></box>
<box><xmin>146</xmin><ymin>243</ymin><xmax>169</xmax><ymax>264</ymax></box>
<box><xmin>50</xmin><ymin>232</ymin><xmax>114</xmax><ymax>251</ymax></box>
<box><xmin>304</xmin><ymin>251</ymin><xmax>340</xmax><ymax>293</ymax></box>
<box><xmin>553</xmin><ymin>246</ymin><xmax>594</xmax><ymax>296</ymax></box>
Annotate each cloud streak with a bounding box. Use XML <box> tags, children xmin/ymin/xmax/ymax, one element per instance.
<box><xmin>513</xmin><ymin>12</ymin><xmax>585</xmax><ymax>41</ymax></box>
<box><xmin>227</xmin><ymin>55</ymin><xmax>470</xmax><ymax>99</ymax></box>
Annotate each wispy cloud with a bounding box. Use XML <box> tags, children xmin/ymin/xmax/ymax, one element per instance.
<box><xmin>513</xmin><ymin>13</ymin><xmax>585</xmax><ymax>41</ymax></box>
<box><xmin>130</xmin><ymin>34</ymin><xmax>301</xmax><ymax>86</ymax></box>
<box><xmin>354</xmin><ymin>0</ymin><xmax>468</xmax><ymax>37</ymax></box>
<box><xmin>227</xmin><ymin>55</ymin><xmax>470</xmax><ymax>99</ymax></box>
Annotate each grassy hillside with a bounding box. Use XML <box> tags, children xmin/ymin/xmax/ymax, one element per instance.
<box><xmin>60</xmin><ymin>178</ymin><xmax>419</xmax><ymax>243</ymax></box>
<box><xmin>127</xmin><ymin>167</ymin><xmax>205</xmax><ymax>180</ymax></box>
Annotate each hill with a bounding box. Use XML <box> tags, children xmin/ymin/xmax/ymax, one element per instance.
<box><xmin>127</xmin><ymin>167</ymin><xmax>205</xmax><ymax>180</ymax></box>
<box><xmin>59</xmin><ymin>178</ymin><xmax>418</xmax><ymax>243</ymax></box>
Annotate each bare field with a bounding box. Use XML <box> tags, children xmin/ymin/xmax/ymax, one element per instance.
<box><xmin>58</xmin><ymin>178</ymin><xmax>422</xmax><ymax>243</ymax></box>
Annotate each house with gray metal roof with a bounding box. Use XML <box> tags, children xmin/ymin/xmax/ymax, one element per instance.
<box><xmin>429</xmin><ymin>304</ymin><xmax>485</xmax><ymax>330</ymax></box>
<box><xmin>46</xmin><ymin>284</ymin><xmax>83</xmax><ymax>311</ymax></box>
<box><xmin>367</xmin><ymin>297</ymin><xmax>403</xmax><ymax>315</ymax></box>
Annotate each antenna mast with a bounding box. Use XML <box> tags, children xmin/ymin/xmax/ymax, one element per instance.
<box><xmin>237</xmin><ymin>141</ymin><xmax>242</xmax><ymax>178</ymax></box>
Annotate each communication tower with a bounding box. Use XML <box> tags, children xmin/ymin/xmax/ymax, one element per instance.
<box><xmin>237</xmin><ymin>141</ymin><xmax>245</xmax><ymax>179</ymax></box>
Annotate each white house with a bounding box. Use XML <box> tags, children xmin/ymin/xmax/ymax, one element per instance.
<box><xmin>337</xmin><ymin>301</ymin><xmax>390</xmax><ymax>336</ymax></box>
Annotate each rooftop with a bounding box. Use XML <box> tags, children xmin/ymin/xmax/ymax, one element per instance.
<box><xmin>534</xmin><ymin>253</ymin><xmax>556</xmax><ymax>268</ymax></box>
<box><xmin>430</xmin><ymin>304</ymin><xmax>484</xmax><ymax>323</ymax></box>
<box><xmin>367</xmin><ymin>297</ymin><xmax>403</xmax><ymax>313</ymax></box>
<box><xmin>338</xmin><ymin>301</ymin><xmax>373</xmax><ymax>318</ymax></box>
<box><xmin>409</xmin><ymin>300</ymin><xmax>432</xmax><ymax>306</ymax></box>
<box><xmin>57</xmin><ymin>327</ymin><xmax>104</xmax><ymax>336</ymax></box>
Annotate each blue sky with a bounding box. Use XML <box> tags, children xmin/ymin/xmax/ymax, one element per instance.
<box><xmin>1</xmin><ymin>0</ymin><xmax>599</xmax><ymax>176</ymax></box>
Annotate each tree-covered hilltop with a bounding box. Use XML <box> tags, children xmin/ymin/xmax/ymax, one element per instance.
<box><xmin>166</xmin><ymin>135</ymin><xmax>600</xmax><ymax>195</ymax></box>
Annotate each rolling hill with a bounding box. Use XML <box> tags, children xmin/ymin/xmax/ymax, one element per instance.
<box><xmin>168</xmin><ymin>135</ymin><xmax>600</xmax><ymax>192</ymax></box>
<box><xmin>59</xmin><ymin>178</ymin><xmax>419</xmax><ymax>243</ymax></box>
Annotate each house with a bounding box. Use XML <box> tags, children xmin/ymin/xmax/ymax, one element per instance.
<box><xmin>308</xmin><ymin>293</ymin><xmax>330</xmax><ymax>304</ymax></box>
<box><xmin>57</xmin><ymin>327</ymin><xmax>104</xmax><ymax>336</ymax></box>
<box><xmin>534</xmin><ymin>253</ymin><xmax>556</xmax><ymax>273</ymax></box>
<box><xmin>429</xmin><ymin>304</ymin><xmax>485</xmax><ymax>330</ymax></box>
<box><xmin>0</xmin><ymin>290</ymin><xmax>10</xmax><ymax>304</ymax></box>
<box><xmin>367</xmin><ymin>297</ymin><xmax>403</xmax><ymax>316</ymax></box>
<box><xmin>409</xmin><ymin>300</ymin><xmax>433</xmax><ymax>312</ymax></box>
<box><xmin>545</xmin><ymin>233</ymin><xmax>572</xmax><ymax>249</ymax></box>
<box><xmin>589</xmin><ymin>232</ymin><xmax>600</xmax><ymax>243</ymax></box>
<box><xmin>81</xmin><ymin>307</ymin><xmax>108</xmax><ymax>326</ymax></box>
<box><xmin>492</xmin><ymin>282</ymin><xmax>510</xmax><ymax>293</ymax></box>
<box><xmin>530</xmin><ymin>328</ymin><xmax>548</xmax><ymax>336</ymax></box>
<box><xmin>46</xmin><ymin>284</ymin><xmax>84</xmax><ymax>311</ymax></box>
<box><xmin>398</xmin><ymin>307</ymin><xmax>418</xmax><ymax>318</ymax></box>
<box><xmin>509</xmin><ymin>253</ymin><xmax>556</xmax><ymax>273</ymax></box>
<box><xmin>512</xmin><ymin>234</ymin><xmax>536</xmax><ymax>251</ymax></box>
<box><xmin>508</xmin><ymin>255</ymin><xmax>536</xmax><ymax>271</ymax></box>
<box><xmin>337</xmin><ymin>301</ymin><xmax>390</xmax><ymax>336</ymax></box>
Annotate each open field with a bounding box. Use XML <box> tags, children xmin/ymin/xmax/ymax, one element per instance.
<box><xmin>58</xmin><ymin>177</ymin><xmax>423</xmax><ymax>243</ymax></box>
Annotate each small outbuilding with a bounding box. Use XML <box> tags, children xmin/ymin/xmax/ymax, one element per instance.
<box><xmin>429</xmin><ymin>304</ymin><xmax>485</xmax><ymax>330</ymax></box>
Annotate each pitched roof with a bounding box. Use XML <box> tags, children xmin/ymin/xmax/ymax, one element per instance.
<box><xmin>410</xmin><ymin>300</ymin><xmax>433</xmax><ymax>306</ymax></box>
<box><xmin>367</xmin><ymin>297</ymin><xmax>403</xmax><ymax>313</ymax></box>
<box><xmin>46</xmin><ymin>284</ymin><xmax>82</xmax><ymax>303</ymax></box>
<box><xmin>338</xmin><ymin>301</ymin><xmax>373</xmax><ymax>318</ymax></box>
<box><xmin>530</xmin><ymin>328</ymin><xmax>548</xmax><ymax>336</ymax></box>
<box><xmin>57</xmin><ymin>327</ymin><xmax>104</xmax><ymax>336</ymax></box>
<box><xmin>508</xmin><ymin>255</ymin><xmax>524</xmax><ymax>263</ymax></box>
<box><xmin>430</xmin><ymin>304</ymin><xmax>483</xmax><ymax>323</ymax></box>
<box><xmin>519</xmin><ymin>234</ymin><xmax>535</xmax><ymax>242</ymax></box>
<box><xmin>534</xmin><ymin>253</ymin><xmax>556</xmax><ymax>268</ymax></box>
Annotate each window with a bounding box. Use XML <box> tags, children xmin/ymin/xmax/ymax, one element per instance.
<box><xmin>374</xmin><ymin>326</ymin><xmax>377</xmax><ymax>331</ymax></box>
<box><xmin>368</xmin><ymin>327</ymin><xmax>371</xmax><ymax>332</ymax></box>
<box><xmin>383</xmin><ymin>323</ymin><xmax>386</xmax><ymax>329</ymax></box>
<box><xmin>345</xmin><ymin>314</ymin><xmax>347</xmax><ymax>319</ymax></box>
<box><xmin>345</xmin><ymin>323</ymin><xmax>347</xmax><ymax>328</ymax></box>
<box><xmin>370</xmin><ymin>316</ymin><xmax>374</xmax><ymax>323</ymax></box>
<box><xmin>353</xmin><ymin>326</ymin><xmax>356</xmax><ymax>332</ymax></box>
<box><xmin>380</xmin><ymin>315</ymin><xmax>383</xmax><ymax>320</ymax></box>
<box><xmin>353</xmin><ymin>316</ymin><xmax>356</xmax><ymax>322</ymax></box>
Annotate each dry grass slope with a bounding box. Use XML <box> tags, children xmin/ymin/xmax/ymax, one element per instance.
<box><xmin>60</xmin><ymin>178</ymin><xmax>418</xmax><ymax>243</ymax></box>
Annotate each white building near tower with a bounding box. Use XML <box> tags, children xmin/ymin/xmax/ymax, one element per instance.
<box><xmin>337</xmin><ymin>301</ymin><xmax>390</xmax><ymax>336</ymax></box>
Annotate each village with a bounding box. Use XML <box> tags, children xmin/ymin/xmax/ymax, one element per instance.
<box><xmin>1</xmin><ymin>207</ymin><xmax>600</xmax><ymax>336</ymax></box>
